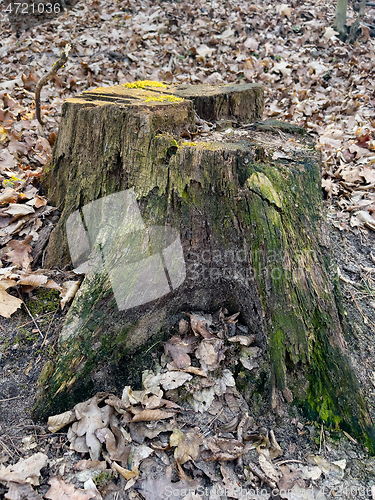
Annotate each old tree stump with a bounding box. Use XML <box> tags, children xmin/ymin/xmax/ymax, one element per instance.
<box><xmin>35</xmin><ymin>82</ymin><xmax>375</xmax><ymax>451</ymax></box>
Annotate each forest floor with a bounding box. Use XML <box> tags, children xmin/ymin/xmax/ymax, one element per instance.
<box><xmin>1</xmin><ymin>0</ymin><xmax>375</xmax><ymax>498</ymax></box>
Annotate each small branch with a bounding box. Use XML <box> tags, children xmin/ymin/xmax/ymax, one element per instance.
<box><xmin>35</xmin><ymin>43</ymin><xmax>71</xmax><ymax>126</ymax></box>
<box><xmin>22</xmin><ymin>302</ymin><xmax>43</xmax><ymax>338</ymax></box>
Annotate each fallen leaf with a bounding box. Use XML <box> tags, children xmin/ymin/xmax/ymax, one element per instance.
<box><xmin>131</xmin><ymin>409</ymin><xmax>175</xmax><ymax>422</ymax></box>
<box><xmin>2</xmin><ymin>482</ymin><xmax>43</xmax><ymax>500</ymax></box>
<box><xmin>276</xmin><ymin>3</ymin><xmax>293</xmax><ymax>17</ymax></box>
<box><xmin>113</xmin><ymin>462</ymin><xmax>138</xmax><ymax>480</ymax></box>
<box><xmin>195</xmin><ymin>339</ymin><xmax>225</xmax><ymax>371</ymax></box>
<box><xmin>61</xmin><ymin>280</ymin><xmax>81</xmax><ymax>309</ymax></box>
<box><xmin>170</xmin><ymin>428</ymin><xmax>202</xmax><ymax>464</ymax></box>
<box><xmin>227</xmin><ymin>335</ymin><xmax>255</xmax><ymax>346</ymax></box>
<box><xmin>45</xmin><ymin>477</ymin><xmax>97</xmax><ymax>500</ymax></box>
<box><xmin>4</xmin><ymin>203</ymin><xmax>35</xmax><ymax>217</ymax></box>
<box><xmin>202</xmin><ymin>437</ymin><xmax>246</xmax><ymax>461</ymax></box>
<box><xmin>5</xmin><ymin>235</ymin><xmax>33</xmax><ymax>270</ymax></box>
<box><xmin>72</xmin><ymin>395</ymin><xmax>113</xmax><ymax>460</ymax></box>
<box><xmin>135</xmin><ymin>465</ymin><xmax>199</xmax><ymax>500</ymax></box>
<box><xmin>47</xmin><ymin>410</ymin><xmax>76</xmax><ymax>433</ymax></box>
<box><xmin>259</xmin><ymin>452</ymin><xmax>282</xmax><ymax>483</ymax></box>
<box><xmin>159</xmin><ymin>371</ymin><xmax>192</xmax><ymax>390</ymax></box>
<box><xmin>189</xmin><ymin>314</ymin><xmax>216</xmax><ymax>338</ymax></box>
<box><xmin>0</xmin><ymin>452</ymin><xmax>47</xmax><ymax>485</ymax></box>
<box><xmin>323</xmin><ymin>27</ymin><xmax>339</xmax><ymax>39</ymax></box>
<box><xmin>164</xmin><ymin>335</ymin><xmax>196</xmax><ymax>369</ymax></box>
<box><xmin>0</xmin><ymin>279</ymin><xmax>23</xmax><ymax>318</ymax></box>
<box><xmin>18</xmin><ymin>272</ymin><xmax>48</xmax><ymax>287</ymax></box>
<box><xmin>0</xmin><ymin>188</ymin><xmax>18</xmax><ymax>205</ymax></box>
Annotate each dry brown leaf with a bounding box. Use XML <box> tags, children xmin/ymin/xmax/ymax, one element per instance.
<box><xmin>361</xmin><ymin>167</ymin><xmax>375</xmax><ymax>184</ymax></box>
<box><xmin>131</xmin><ymin>409</ymin><xmax>175</xmax><ymax>422</ymax></box>
<box><xmin>202</xmin><ymin>437</ymin><xmax>245</xmax><ymax>461</ymax></box>
<box><xmin>276</xmin><ymin>3</ymin><xmax>293</xmax><ymax>17</ymax></box>
<box><xmin>220</xmin><ymin>464</ymin><xmax>243</xmax><ymax>499</ymax></box>
<box><xmin>0</xmin><ymin>279</ymin><xmax>23</xmax><ymax>318</ymax></box>
<box><xmin>190</xmin><ymin>314</ymin><xmax>216</xmax><ymax>338</ymax></box>
<box><xmin>45</xmin><ymin>279</ymin><xmax>62</xmax><ymax>290</ymax></box>
<box><xmin>353</xmin><ymin>210</ymin><xmax>375</xmax><ymax>231</ymax></box>
<box><xmin>61</xmin><ymin>280</ymin><xmax>81</xmax><ymax>309</ymax></box>
<box><xmin>278</xmin><ymin>465</ymin><xmax>304</xmax><ymax>490</ymax></box>
<box><xmin>72</xmin><ymin>395</ymin><xmax>113</xmax><ymax>460</ymax></box>
<box><xmin>164</xmin><ymin>335</ymin><xmax>196</xmax><ymax>369</ymax></box>
<box><xmin>159</xmin><ymin>371</ymin><xmax>192</xmax><ymax>390</ymax></box>
<box><xmin>136</xmin><ymin>465</ymin><xmax>199</xmax><ymax>500</ymax></box>
<box><xmin>45</xmin><ymin>477</ymin><xmax>97</xmax><ymax>500</ymax></box>
<box><xmin>181</xmin><ymin>366</ymin><xmax>207</xmax><ymax>377</ymax></box>
<box><xmin>5</xmin><ymin>235</ymin><xmax>33</xmax><ymax>270</ymax></box>
<box><xmin>170</xmin><ymin>428</ymin><xmax>202</xmax><ymax>464</ymax></box>
<box><xmin>26</xmin><ymin>195</ymin><xmax>47</xmax><ymax>208</ymax></box>
<box><xmin>95</xmin><ymin>414</ymin><xmax>131</xmax><ymax>465</ymax></box>
<box><xmin>322</xmin><ymin>178</ymin><xmax>339</xmax><ymax>198</ymax></box>
<box><xmin>73</xmin><ymin>460</ymin><xmax>106</xmax><ymax>471</ymax></box>
<box><xmin>3</xmin><ymin>203</ymin><xmax>34</xmax><ymax>218</ymax></box>
<box><xmin>0</xmin><ymin>452</ymin><xmax>47</xmax><ymax>485</ymax></box>
<box><xmin>258</xmin><ymin>452</ymin><xmax>282</xmax><ymax>483</ymax></box>
<box><xmin>0</xmin><ymin>188</ymin><xmax>18</xmax><ymax>205</ymax></box>
<box><xmin>113</xmin><ymin>461</ymin><xmax>138</xmax><ymax>481</ymax></box>
<box><xmin>178</xmin><ymin>318</ymin><xmax>190</xmax><ymax>335</ymax></box>
<box><xmin>47</xmin><ymin>410</ymin><xmax>76</xmax><ymax>433</ymax></box>
<box><xmin>195</xmin><ymin>338</ymin><xmax>225</xmax><ymax>371</ymax></box>
<box><xmin>2</xmin><ymin>482</ymin><xmax>43</xmax><ymax>500</ymax></box>
<box><xmin>18</xmin><ymin>272</ymin><xmax>48</xmax><ymax>287</ymax></box>
<box><xmin>227</xmin><ymin>335</ymin><xmax>255</xmax><ymax>346</ymax></box>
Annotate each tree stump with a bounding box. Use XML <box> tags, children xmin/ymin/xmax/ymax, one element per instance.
<box><xmin>35</xmin><ymin>82</ymin><xmax>375</xmax><ymax>451</ymax></box>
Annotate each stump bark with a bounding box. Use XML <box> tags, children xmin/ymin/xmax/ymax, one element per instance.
<box><xmin>35</xmin><ymin>82</ymin><xmax>375</xmax><ymax>451</ymax></box>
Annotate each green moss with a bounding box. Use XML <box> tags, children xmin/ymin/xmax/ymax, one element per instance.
<box><xmin>247</xmin><ymin>172</ymin><xmax>282</xmax><ymax>210</ymax></box>
<box><xmin>296</xmin><ymin>308</ymin><xmax>375</xmax><ymax>453</ymax></box>
<box><xmin>37</xmin><ymin>361</ymin><xmax>54</xmax><ymax>387</ymax></box>
<box><xmin>94</xmin><ymin>471</ymin><xmax>114</xmax><ymax>487</ymax></box>
<box><xmin>25</xmin><ymin>289</ymin><xmax>60</xmax><ymax>317</ymax></box>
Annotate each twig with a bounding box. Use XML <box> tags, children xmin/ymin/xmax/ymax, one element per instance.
<box><xmin>274</xmin><ymin>459</ymin><xmax>305</xmax><ymax>466</ymax></box>
<box><xmin>14</xmin><ymin>310</ymin><xmax>56</xmax><ymax>331</ymax></box>
<box><xmin>202</xmin><ymin>408</ymin><xmax>224</xmax><ymax>435</ymax></box>
<box><xmin>0</xmin><ymin>395</ymin><xmax>22</xmax><ymax>402</ymax></box>
<box><xmin>35</xmin><ymin>43</ymin><xmax>71</xmax><ymax>125</ymax></box>
<box><xmin>22</xmin><ymin>302</ymin><xmax>43</xmax><ymax>338</ymax></box>
<box><xmin>349</xmin><ymin>289</ymin><xmax>375</xmax><ymax>331</ymax></box>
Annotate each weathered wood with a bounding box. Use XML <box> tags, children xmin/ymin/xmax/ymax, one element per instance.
<box><xmin>35</xmin><ymin>82</ymin><xmax>375</xmax><ymax>452</ymax></box>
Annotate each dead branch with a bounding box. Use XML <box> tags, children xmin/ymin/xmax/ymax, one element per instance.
<box><xmin>35</xmin><ymin>43</ymin><xmax>71</xmax><ymax>126</ymax></box>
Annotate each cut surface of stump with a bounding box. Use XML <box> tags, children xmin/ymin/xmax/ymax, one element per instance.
<box><xmin>36</xmin><ymin>82</ymin><xmax>375</xmax><ymax>452</ymax></box>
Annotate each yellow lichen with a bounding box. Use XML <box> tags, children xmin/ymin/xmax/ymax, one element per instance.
<box><xmin>123</xmin><ymin>81</ymin><xmax>167</xmax><ymax>89</ymax></box>
<box><xmin>180</xmin><ymin>141</ymin><xmax>213</xmax><ymax>149</ymax></box>
<box><xmin>144</xmin><ymin>95</ymin><xmax>183</xmax><ymax>103</ymax></box>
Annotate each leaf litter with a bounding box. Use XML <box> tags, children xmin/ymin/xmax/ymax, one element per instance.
<box><xmin>0</xmin><ymin>310</ymin><xmax>368</xmax><ymax>498</ymax></box>
<box><xmin>1</xmin><ymin>0</ymin><xmax>375</xmax><ymax>496</ymax></box>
